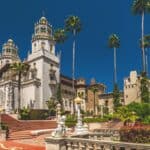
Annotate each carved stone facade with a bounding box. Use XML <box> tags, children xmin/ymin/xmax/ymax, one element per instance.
<box><xmin>0</xmin><ymin>16</ymin><xmax>60</xmax><ymax>112</ymax></box>
<box><xmin>0</xmin><ymin>17</ymin><xmax>145</xmax><ymax>114</ymax></box>
<box><xmin>124</xmin><ymin>71</ymin><xmax>141</xmax><ymax>105</ymax></box>
<box><xmin>86</xmin><ymin>79</ymin><xmax>106</xmax><ymax>115</ymax></box>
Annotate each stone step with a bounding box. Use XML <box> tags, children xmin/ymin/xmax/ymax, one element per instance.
<box><xmin>8</xmin><ymin>131</ymin><xmax>33</xmax><ymax>140</ymax></box>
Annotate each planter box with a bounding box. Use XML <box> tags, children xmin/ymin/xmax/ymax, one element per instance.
<box><xmin>87</xmin><ymin>123</ymin><xmax>102</xmax><ymax>131</ymax></box>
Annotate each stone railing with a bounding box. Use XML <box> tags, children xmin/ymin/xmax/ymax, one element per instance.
<box><xmin>45</xmin><ymin>135</ymin><xmax>150</xmax><ymax>150</ymax></box>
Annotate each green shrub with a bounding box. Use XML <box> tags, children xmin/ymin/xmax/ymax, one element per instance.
<box><xmin>127</xmin><ymin>102</ymin><xmax>150</xmax><ymax>124</ymax></box>
<box><xmin>83</xmin><ymin>117</ymin><xmax>109</xmax><ymax>123</ymax></box>
<box><xmin>29</xmin><ymin>109</ymin><xmax>49</xmax><ymax>120</ymax></box>
<box><xmin>120</xmin><ymin>125</ymin><xmax>150</xmax><ymax>143</ymax></box>
<box><xmin>65</xmin><ymin>115</ymin><xmax>77</xmax><ymax>128</ymax></box>
<box><xmin>1</xmin><ymin>123</ymin><xmax>9</xmax><ymax>138</ymax></box>
<box><xmin>143</xmin><ymin>116</ymin><xmax>150</xmax><ymax>125</ymax></box>
<box><xmin>20</xmin><ymin>108</ymin><xmax>50</xmax><ymax>120</ymax></box>
<box><xmin>20</xmin><ymin>107</ymin><xmax>30</xmax><ymax>120</ymax></box>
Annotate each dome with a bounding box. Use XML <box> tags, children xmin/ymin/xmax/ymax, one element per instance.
<box><xmin>8</xmin><ymin>39</ymin><xmax>13</xmax><ymax>43</ymax></box>
<box><xmin>39</xmin><ymin>16</ymin><xmax>48</xmax><ymax>24</ymax></box>
<box><xmin>74</xmin><ymin>96</ymin><xmax>82</xmax><ymax>104</ymax></box>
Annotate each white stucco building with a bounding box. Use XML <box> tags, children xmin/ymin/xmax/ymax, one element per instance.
<box><xmin>0</xmin><ymin>16</ymin><xmax>60</xmax><ymax>113</ymax></box>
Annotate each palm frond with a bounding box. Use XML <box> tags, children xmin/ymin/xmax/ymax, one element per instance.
<box><xmin>140</xmin><ymin>34</ymin><xmax>150</xmax><ymax>48</ymax></box>
<box><xmin>132</xmin><ymin>0</ymin><xmax>150</xmax><ymax>14</ymax></box>
<box><xmin>65</xmin><ymin>15</ymin><xmax>82</xmax><ymax>34</ymax></box>
<box><xmin>108</xmin><ymin>34</ymin><xmax>120</xmax><ymax>48</ymax></box>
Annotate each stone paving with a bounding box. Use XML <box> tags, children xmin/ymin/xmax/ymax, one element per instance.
<box><xmin>0</xmin><ymin>133</ymin><xmax>50</xmax><ymax>150</ymax></box>
<box><xmin>0</xmin><ymin>141</ymin><xmax>45</xmax><ymax>150</ymax></box>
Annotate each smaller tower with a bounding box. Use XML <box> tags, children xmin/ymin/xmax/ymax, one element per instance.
<box><xmin>0</xmin><ymin>39</ymin><xmax>20</xmax><ymax>68</ymax></box>
<box><xmin>76</xmin><ymin>78</ymin><xmax>86</xmax><ymax>111</ymax></box>
<box><xmin>124</xmin><ymin>71</ymin><xmax>141</xmax><ymax>105</ymax></box>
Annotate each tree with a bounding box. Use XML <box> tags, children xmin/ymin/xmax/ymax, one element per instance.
<box><xmin>140</xmin><ymin>72</ymin><xmax>150</xmax><ymax>103</ymax></box>
<box><xmin>54</xmin><ymin>28</ymin><xmax>67</xmax><ymax>44</ymax></box>
<box><xmin>54</xmin><ymin>28</ymin><xmax>67</xmax><ymax>108</ymax></box>
<box><xmin>140</xmin><ymin>35</ymin><xmax>150</xmax><ymax>75</ymax></box>
<box><xmin>127</xmin><ymin>102</ymin><xmax>150</xmax><ymax>120</ymax></box>
<box><xmin>46</xmin><ymin>98</ymin><xmax>57</xmax><ymax>116</ymax></box>
<box><xmin>113</xmin><ymin>84</ymin><xmax>122</xmax><ymax>112</ymax></box>
<box><xmin>65</xmin><ymin>15</ymin><xmax>82</xmax><ymax>113</ymax></box>
<box><xmin>108</xmin><ymin>34</ymin><xmax>120</xmax><ymax>85</ymax></box>
<box><xmin>90</xmin><ymin>86</ymin><xmax>99</xmax><ymax>115</ymax></box>
<box><xmin>114</xmin><ymin>106</ymin><xmax>138</xmax><ymax>126</ymax></box>
<box><xmin>10</xmin><ymin>62</ymin><xmax>29</xmax><ymax>112</ymax></box>
<box><xmin>132</xmin><ymin>0</ymin><xmax>150</xmax><ymax>72</ymax></box>
<box><xmin>56</xmin><ymin>83</ymin><xmax>62</xmax><ymax>105</ymax></box>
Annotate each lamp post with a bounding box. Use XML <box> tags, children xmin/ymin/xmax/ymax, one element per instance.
<box><xmin>74</xmin><ymin>96</ymin><xmax>88</xmax><ymax>134</ymax></box>
<box><xmin>56</xmin><ymin>103</ymin><xmax>61</xmax><ymax>123</ymax></box>
<box><xmin>0</xmin><ymin>106</ymin><xmax>3</xmax><ymax>130</ymax></box>
<box><xmin>74</xmin><ymin>97</ymin><xmax>82</xmax><ymax>127</ymax></box>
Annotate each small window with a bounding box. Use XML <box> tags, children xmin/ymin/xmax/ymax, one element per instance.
<box><xmin>50</xmin><ymin>75</ymin><xmax>55</xmax><ymax>81</ymax></box>
<box><xmin>126</xmin><ymin>95</ymin><xmax>128</xmax><ymax>98</ymax></box>
<box><xmin>36</xmin><ymin>28</ymin><xmax>39</xmax><ymax>33</ymax></box>
<box><xmin>105</xmin><ymin>100</ymin><xmax>108</xmax><ymax>106</ymax></box>
<box><xmin>6</xmin><ymin>60</ymin><xmax>9</xmax><ymax>64</ymax></box>
<box><xmin>41</xmin><ymin>27</ymin><xmax>46</xmax><ymax>33</ymax></box>
<box><xmin>50</xmin><ymin>44</ymin><xmax>53</xmax><ymax>53</ymax></box>
<box><xmin>6</xmin><ymin>49</ymin><xmax>11</xmax><ymax>53</ymax></box>
<box><xmin>120</xmin><ymin>147</ymin><xmax>125</xmax><ymax>150</ymax></box>
<box><xmin>48</xmin><ymin>28</ymin><xmax>51</xmax><ymax>34</ymax></box>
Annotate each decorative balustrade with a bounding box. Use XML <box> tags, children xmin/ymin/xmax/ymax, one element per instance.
<box><xmin>66</xmin><ymin>138</ymin><xmax>150</xmax><ymax>150</ymax></box>
<box><xmin>45</xmin><ymin>134</ymin><xmax>150</xmax><ymax>150</ymax></box>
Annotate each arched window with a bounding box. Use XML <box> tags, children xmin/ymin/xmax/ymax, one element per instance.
<box><xmin>41</xmin><ymin>42</ymin><xmax>45</xmax><ymax>49</ymax></box>
<box><xmin>41</xmin><ymin>27</ymin><xmax>46</xmax><ymax>33</ymax></box>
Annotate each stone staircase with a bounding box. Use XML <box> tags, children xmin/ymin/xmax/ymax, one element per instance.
<box><xmin>1</xmin><ymin>114</ymin><xmax>57</xmax><ymax>140</ymax></box>
<box><xmin>8</xmin><ymin>130</ymin><xmax>33</xmax><ymax>140</ymax></box>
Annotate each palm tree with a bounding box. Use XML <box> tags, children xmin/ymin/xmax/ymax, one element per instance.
<box><xmin>114</xmin><ymin>106</ymin><xmax>138</xmax><ymax>126</ymax></box>
<box><xmin>65</xmin><ymin>15</ymin><xmax>82</xmax><ymax>113</ymax></box>
<box><xmin>132</xmin><ymin>0</ymin><xmax>150</xmax><ymax>72</ymax></box>
<box><xmin>10</xmin><ymin>62</ymin><xmax>29</xmax><ymax>112</ymax></box>
<box><xmin>141</xmin><ymin>35</ymin><xmax>150</xmax><ymax>75</ymax></box>
<box><xmin>90</xmin><ymin>86</ymin><xmax>99</xmax><ymax>115</ymax></box>
<box><xmin>108</xmin><ymin>34</ymin><xmax>120</xmax><ymax>85</ymax></box>
<box><xmin>54</xmin><ymin>28</ymin><xmax>67</xmax><ymax>44</ymax></box>
<box><xmin>54</xmin><ymin>28</ymin><xmax>67</xmax><ymax>107</ymax></box>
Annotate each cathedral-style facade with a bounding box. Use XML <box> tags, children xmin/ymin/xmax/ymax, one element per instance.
<box><xmin>0</xmin><ymin>17</ymin><xmax>60</xmax><ymax>113</ymax></box>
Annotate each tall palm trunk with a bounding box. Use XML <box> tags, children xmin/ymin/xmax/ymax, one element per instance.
<box><xmin>142</xmin><ymin>11</ymin><xmax>146</xmax><ymax>73</ymax></box>
<box><xmin>93</xmin><ymin>91</ymin><xmax>96</xmax><ymax>115</ymax></box>
<box><xmin>72</xmin><ymin>29</ymin><xmax>76</xmax><ymax>114</ymax></box>
<box><xmin>114</xmin><ymin>47</ymin><xmax>117</xmax><ymax>84</ymax></box>
<box><xmin>145</xmin><ymin>48</ymin><xmax>148</xmax><ymax>76</ymax></box>
<box><xmin>18</xmin><ymin>72</ymin><xmax>21</xmax><ymax>112</ymax></box>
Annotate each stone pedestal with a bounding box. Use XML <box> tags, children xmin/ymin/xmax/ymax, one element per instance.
<box><xmin>0</xmin><ymin>130</ymin><xmax>6</xmax><ymax>141</ymax></box>
<box><xmin>45</xmin><ymin>137</ymin><xmax>66</xmax><ymax>150</ymax></box>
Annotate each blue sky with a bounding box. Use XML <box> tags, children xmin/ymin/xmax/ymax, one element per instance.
<box><xmin>0</xmin><ymin>0</ymin><xmax>150</xmax><ymax>92</ymax></box>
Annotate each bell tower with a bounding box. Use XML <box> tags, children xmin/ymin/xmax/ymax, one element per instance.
<box><xmin>31</xmin><ymin>16</ymin><xmax>55</xmax><ymax>55</ymax></box>
<box><xmin>26</xmin><ymin>16</ymin><xmax>60</xmax><ymax>109</ymax></box>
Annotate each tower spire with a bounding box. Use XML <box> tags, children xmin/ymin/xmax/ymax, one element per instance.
<box><xmin>42</xmin><ymin>10</ymin><xmax>45</xmax><ymax>17</ymax></box>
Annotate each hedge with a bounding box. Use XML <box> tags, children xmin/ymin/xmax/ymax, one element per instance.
<box><xmin>120</xmin><ymin>125</ymin><xmax>150</xmax><ymax>143</ymax></box>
